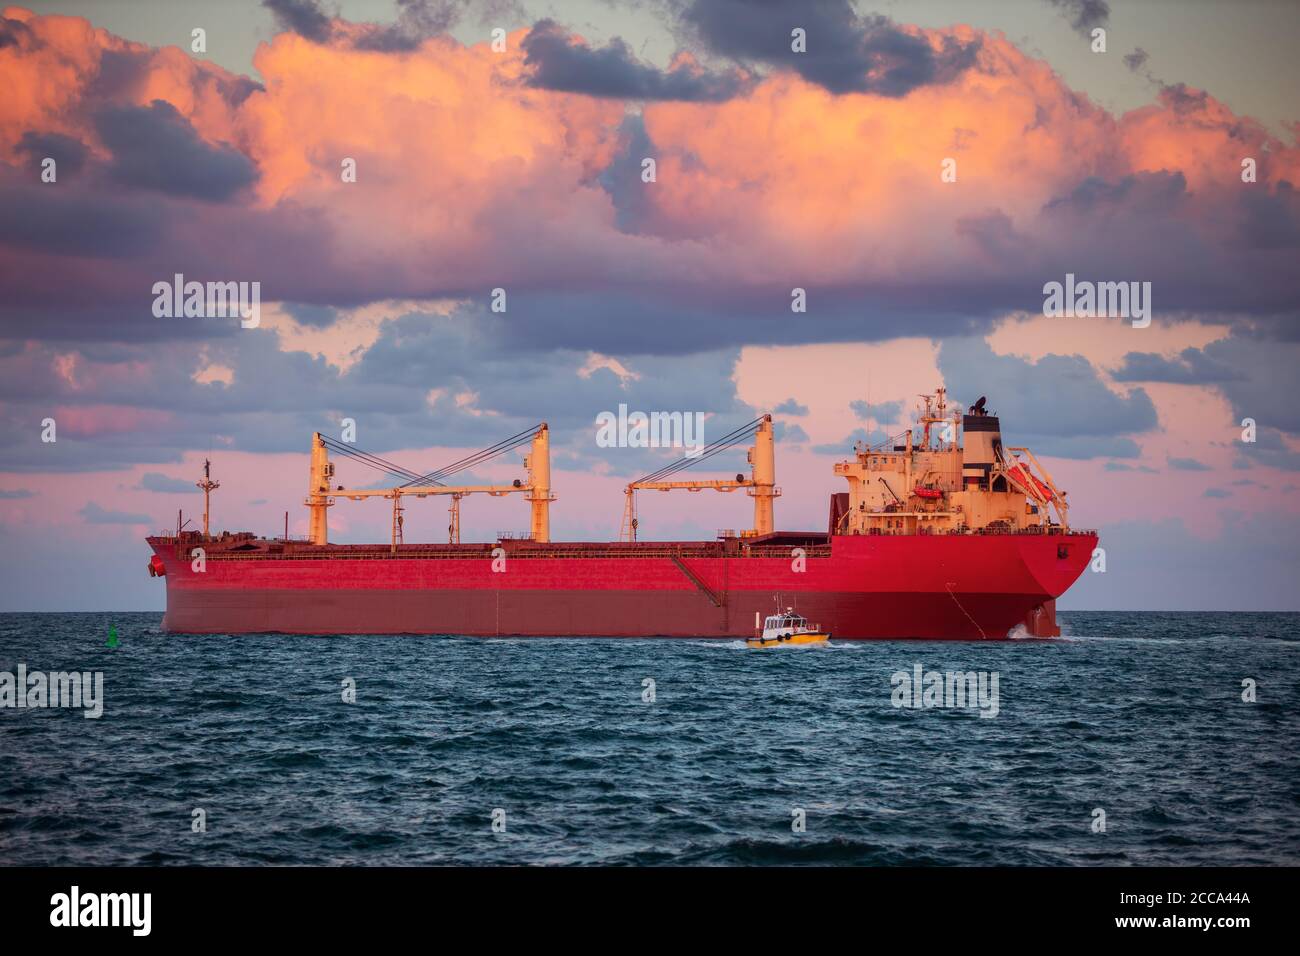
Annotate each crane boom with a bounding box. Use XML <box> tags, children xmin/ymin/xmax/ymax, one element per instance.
<box><xmin>620</xmin><ymin>415</ymin><xmax>778</xmax><ymax>541</ymax></box>
<box><xmin>305</xmin><ymin>424</ymin><xmax>553</xmax><ymax>547</ymax></box>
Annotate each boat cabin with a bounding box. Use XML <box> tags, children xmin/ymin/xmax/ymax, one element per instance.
<box><xmin>761</xmin><ymin>611</ymin><xmax>815</xmax><ymax>639</ymax></box>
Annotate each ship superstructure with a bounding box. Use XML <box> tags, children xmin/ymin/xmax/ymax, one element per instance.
<box><xmin>832</xmin><ymin>388</ymin><xmax>1069</xmax><ymax>536</ymax></box>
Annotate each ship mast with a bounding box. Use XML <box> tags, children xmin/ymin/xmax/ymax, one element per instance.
<box><xmin>196</xmin><ymin>458</ymin><xmax>220</xmax><ymax>539</ymax></box>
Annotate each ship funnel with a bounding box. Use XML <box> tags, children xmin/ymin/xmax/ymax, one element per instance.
<box><xmin>962</xmin><ymin>406</ymin><xmax>1001</xmax><ymax>490</ymax></box>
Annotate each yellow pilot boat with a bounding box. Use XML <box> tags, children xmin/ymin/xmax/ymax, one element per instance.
<box><xmin>747</xmin><ymin>609</ymin><xmax>831</xmax><ymax>648</ymax></box>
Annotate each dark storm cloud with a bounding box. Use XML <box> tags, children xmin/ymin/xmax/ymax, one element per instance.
<box><xmin>15</xmin><ymin>131</ymin><xmax>88</xmax><ymax>179</ymax></box>
<box><xmin>93</xmin><ymin>101</ymin><xmax>257</xmax><ymax>201</ymax></box>
<box><xmin>1046</xmin><ymin>0</ymin><xmax>1110</xmax><ymax>38</ymax></box>
<box><xmin>446</xmin><ymin>291</ymin><xmax>990</xmax><ymax>357</ymax></box>
<box><xmin>1237</xmin><ymin>182</ymin><xmax>1300</xmax><ymax>250</ymax></box>
<box><xmin>522</xmin><ymin>19</ymin><xmax>748</xmax><ymax>101</ymax></box>
<box><xmin>0</xmin><ymin>183</ymin><xmax>166</xmax><ymax>258</ymax></box>
<box><xmin>682</xmin><ymin>0</ymin><xmax>980</xmax><ymax>96</ymax></box>
<box><xmin>937</xmin><ymin>337</ymin><xmax>1155</xmax><ymax>459</ymax></box>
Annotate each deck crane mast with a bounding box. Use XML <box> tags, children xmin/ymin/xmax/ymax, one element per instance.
<box><xmin>305</xmin><ymin>424</ymin><xmax>554</xmax><ymax>550</ymax></box>
<box><xmin>619</xmin><ymin>415</ymin><xmax>778</xmax><ymax>542</ymax></box>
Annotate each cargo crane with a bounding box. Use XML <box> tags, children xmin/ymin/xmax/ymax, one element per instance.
<box><xmin>619</xmin><ymin>415</ymin><xmax>779</xmax><ymax>542</ymax></box>
<box><xmin>305</xmin><ymin>424</ymin><xmax>554</xmax><ymax>551</ymax></box>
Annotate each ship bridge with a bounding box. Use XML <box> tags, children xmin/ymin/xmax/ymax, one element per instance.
<box><xmin>832</xmin><ymin>388</ymin><xmax>1070</xmax><ymax>536</ymax></box>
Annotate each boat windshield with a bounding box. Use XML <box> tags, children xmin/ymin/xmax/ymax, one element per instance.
<box><xmin>764</xmin><ymin>613</ymin><xmax>809</xmax><ymax>630</ymax></box>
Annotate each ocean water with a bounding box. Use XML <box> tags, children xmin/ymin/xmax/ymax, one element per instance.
<box><xmin>0</xmin><ymin>611</ymin><xmax>1295</xmax><ymax>866</ymax></box>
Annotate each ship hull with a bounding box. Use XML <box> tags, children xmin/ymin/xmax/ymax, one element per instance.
<box><xmin>150</xmin><ymin>533</ymin><xmax>1096</xmax><ymax>640</ymax></box>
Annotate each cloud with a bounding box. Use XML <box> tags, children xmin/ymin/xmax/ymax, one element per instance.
<box><xmin>774</xmin><ymin>399</ymin><xmax>808</xmax><ymax>415</ymax></box>
<box><xmin>138</xmin><ymin>472</ymin><xmax>199</xmax><ymax>493</ymax></box>
<box><xmin>1123</xmin><ymin>333</ymin><xmax>1300</xmax><ymax>438</ymax></box>
<box><xmin>937</xmin><ymin>337</ymin><xmax>1156</xmax><ymax>459</ymax></box>
<box><xmin>774</xmin><ymin>422</ymin><xmax>808</xmax><ymax>443</ymax></box>
<box><xmin>1168</xmin><ymin>456</ymin><xmax>1211</xmax><ymax>471</ymax></box>
<box><xmin>14</xmin><ymin>130</ymin><xmax>87</xmax><ymax>178</ymax></box>
<box><xmin>1112</xmin><ymin>348</ymin><xmax>1244</xmax><ymax>384</ymax></box>
<box><xmin>78</xmin><ymin>501</ymin><xmax>152</xmax><ymax>524</ymax></box>
<box><xmin>3</xmin><ymin>8</ymin><xmax>1299</xmax><ymax>350</ymax></box>
<box><xmin>812</xmin><ymin>427</ymin><xmax>895</xmax><ymax>455</ymax></box>
<box><xmin>262</xmin><ymin>0</ymin><xmax>333</xmax><ymax>44</ymax></box>
<box><xmin>1123</xmin><ymin>48</ymin><xmax>1149</xmax><ymax>73</ymax></box>
<box><xmin>1203</xmin><ymin>487</ymin><xmax>1231</xmax><ymax>498</ymax></box>
<box><xmin>523</xmin><ymin>20</ymin><xmax>748</xmax><ymax>101</ymax></box>
<box><xmin>93</xmin><ymin>100</ymin><xmax>257</xmax><ymax>200</ymax></box>
<box><xmin>263</xmin><ymin>0</ymin><xmax>471</xmax><ymax>52</ymax></box>
<box><xmin>0</xmin><ymin>181</ymin><xmax>167</xmax><ymax>258</ymax></box>
<box><xmin>0</xmin><ymin>488</ymin><xmax>35</xmax><ymax>499</ymax></box>
<box><xmin>849</xmin><ymin>399</ymin><xmax>903</xmax><ymax>422</ymax></box>
<box><xmin>1046</xmin><ymin>0</ymin><xmax>1110</xmax><ymax>38</ymax></box>
<box><xmin>682</xmin><ymin>0</ymin><xmax>980</xmax><ymax>97</ymax></box>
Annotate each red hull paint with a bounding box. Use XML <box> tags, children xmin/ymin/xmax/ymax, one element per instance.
<box><xmin>150</xmin><ymin>533</ymin><xmax>1095</xmax><ymax>639</ymax></box>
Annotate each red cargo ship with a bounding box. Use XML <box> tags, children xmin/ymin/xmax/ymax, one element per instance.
<box><xmin>147</xmin><ymin>389</ymin><xmax>1096</xmax><ymax>639</ymax></box>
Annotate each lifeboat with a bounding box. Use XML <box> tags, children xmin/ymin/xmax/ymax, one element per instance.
<box><xmin>1005</xmin><ymin>462</ymin><xmax>1054</xmax><ymax>502</ymax></box>
<box><xmin>147</xmin><ymin>554</ymin><xmax>166</xmax><ymax>577</ymax></box>
<box><xmin>747</xmin><ymin>609</ymin><xmax>831</xmax><ymax>648</ymax></box>
<box><xmin>913</xmin><ymin>484</ymin><xmax>943</xmax><ymax>500</ymax></box>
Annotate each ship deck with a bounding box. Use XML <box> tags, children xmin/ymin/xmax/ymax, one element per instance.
<box><xmin>147</xmin><ymin>527</ymin><xmax>1096</xmax><ymax>561</ymax></box>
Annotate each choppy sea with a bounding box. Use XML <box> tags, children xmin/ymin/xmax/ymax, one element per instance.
<box><xmin>1</xmin><ymin>611</ymin><xmax>1296</xmax><ymax>866</ymax></box>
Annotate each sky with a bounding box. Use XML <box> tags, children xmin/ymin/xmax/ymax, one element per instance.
<box><xmin>0</xmin><ymin>0</ymin><xmax>1298</xmax><ymax>611</ymax></box>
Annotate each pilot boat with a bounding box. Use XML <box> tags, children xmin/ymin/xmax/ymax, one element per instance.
<box><xmin>746</xmin><ymin>609</ymin><xmax>831</xmax><ymax>648</ymax></box>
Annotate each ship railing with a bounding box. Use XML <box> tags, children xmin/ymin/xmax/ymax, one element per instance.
<box><xmin>199</xmin><ymin>542</ymin><xmax>837</xmax><ymax>561</ymax></box>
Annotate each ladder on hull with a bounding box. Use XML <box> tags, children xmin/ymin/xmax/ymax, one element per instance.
<box><xmin>671</xmin><ymin>554</ymin><xmax>724</xmax><ymax>608</ymax></box>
